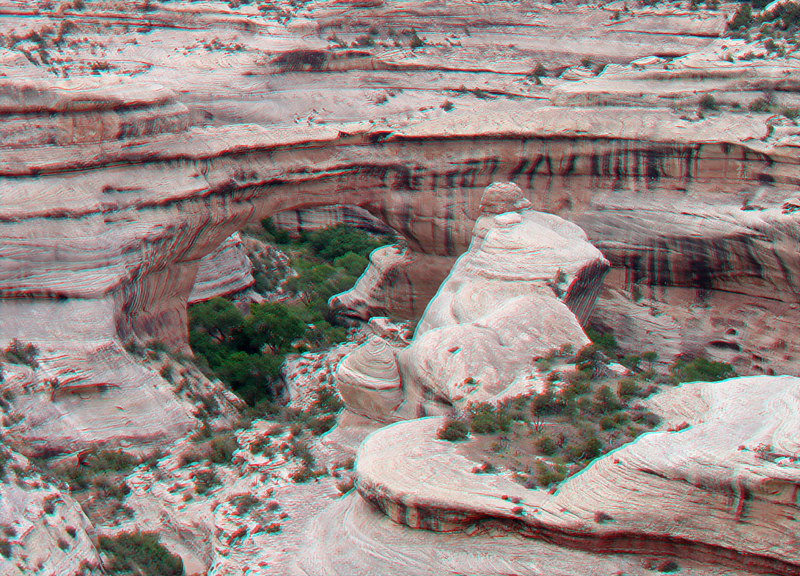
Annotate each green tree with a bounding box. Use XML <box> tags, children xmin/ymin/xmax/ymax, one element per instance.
<box><xmin>188</xmin><ymin>297</ymin><xmax>243</xmax><ymax>344</ymax></box>
<box><xmin>240</xmin><ymin>303</ymin><xmax>306</xmax><ymax>355</ymax></box>
<box><xmin>308</xmin><ymin>224</ymin><xmax>385</xmax><ymax>261</ymax></box>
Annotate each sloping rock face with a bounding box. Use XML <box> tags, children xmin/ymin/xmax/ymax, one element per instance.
<box><xmin>0</xmin><ymin>448</ymin><xmax>102</xmax><ymax>576</ymax></box>
<box><xmin>338</xmin><ymin>375</ymin><xmax>800</xmax><ymax>575</ymax></box>
<box><xmin>189</xmin><ymin>233</ymin><xmax>255</xmax><ymax>305</ymax></box>
<box><xmin>332</xmin><ymin>183</ymin><xmax>606</xmax><ymax>421</ymax></box>
<box><xmin>394</xmin><ymin>183</ymin><xmax>607</xmax><ymax>416</ymax></box>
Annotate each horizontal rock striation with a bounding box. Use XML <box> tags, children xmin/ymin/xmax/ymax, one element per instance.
<box><xmin>189</xmin><ymin>233</ymin><xmax>255</xmax><ymax>305</ymax></box>
<box><xmin>393</xmin><ymin>184</ymin><xmax>606</xmax><ymax>415</ymax></box>
<box><xmin>334</xmin><ymin>335</ymin><xmax>404</xmax><ymax>423</ymax></box>
<box><xmin>271</xmin><ymin>205</ymin><xmax>392</xmax><ymax>238</ymax></box>
<box><xmin>351</xmin><ymin>375</ymin><xmax>800</xmax><ymax>574</ymax></box>
<box><xmin>296</xmin><ymin>490</ymin><xmax>756</xmax><ymax>576</ymax></box>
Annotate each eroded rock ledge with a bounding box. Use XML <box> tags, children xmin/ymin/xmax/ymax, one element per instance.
<box><xmin>350</xmin><ymin>375</ymin><xmax>800</xmax><ymax>575</ymax></box>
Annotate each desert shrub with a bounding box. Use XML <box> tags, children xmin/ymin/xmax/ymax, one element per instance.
<box><xmin>43</xmin><ymin>495</ymin><xmax>58</xmax><ymax>515</ymax></box>
<box><xmin>308</xmin><ymin>414</ymin><xmax>337</xmax><ymax>436</ymax></box>
<box><xmin>437</xmin><ymin>419</ymin><xmax>469</xmax><ymax>441</ymax></box>
<box><xmin>291</xmin><ymin>464</ymin><xmax>320</xmax><ymax>483</ymax></box>
<box><xmin>531</xmin><ymin>386</ymin><xmax>557</xmax><ymax>415</ymax></box>
<box><xmin>289</xmin><ymin>440</ymin><xmax>315</xmax><ymax>467</ymax></box>
<box><xmin>620</xmin><ymin>354</ymin><xmax>640</xmax><ymax>371</ymax></box>
<box><xmin>600</xmin><ymin>412</ymin><xmax>628</xmax><ymax>430</ymax></box>
<box><xmin>4</xmin><ymin>339</ymin><xmax>38</xmax><ymax>368</ymax></box>
<box><xmin>310</xmin><ymin>386</ymin><xmax>344</xmax><ymax>415</ymax></box>
<box><xmin>670</xmin><ymin>357</ymin><xmax>736</xmax><ymax>384</ymax></box>
<box><xmin>593</xmin><ymin>385</ymin><xmax>621</xmax><ymax>414</ymax></box>
<box><xmin>93</xmin><ymin>477</ymin><xmax>131</xmax><ymax>500</ymax></box>
<box><xmin>210</xmin><ymin>434</ymin><xmax>238</xmax><ymax>464</ymax></box>
<box><xmin>192</xmin><ymin>469</ymin><xmax>220</xmax><ymax>495</ymax></box>
<box><xmin>567</xmin><ymin>427</ymin><xmax>603</xmax><ymax>461</ymax></box>
<box><xmin>472</xmin><ymin>462</ymin><xmax>496</xmax><ymax>474</ymax></box>
<box><xmin>584</xmin><ymin>327</ymin><xmax>618</xmax><ymax>357</ymax></box>
<box><xmin>535</xmin><ymin>460</ymin><xmax>567</xmax><ymax>487</ymax></box>
<box><xmin>618</xmin><ymin>378</ymin><xmax>641</xmax><ymax>399</ymax></box>
<box><xmin>728</xmin><ymin>4</ymin><xmax>752</xmax><ymax>30</ymax></box>
<box><xmin>469</xmin><ymin>403</ymin><xmax>512</xmax><ymax>434</ymax></box>
<box><xmin>272</xmin><ymin>49</ymin><xmax>327</xmax><ymax>72</ymax></box>
<box><xmin>260</xmin><ymin>217</ymin><xmax>290</xmax><ymax>244</ymax></box>
<box><xmin>307</xmin><ymin>223</ymin><xmax>385</xmax><ymax>261</ymax></box>
<box><xmin>564</xmin><ymin>371</ymin><xmax>591</xmax><ymax>394</ymax></box>
<box><xmin>536</xmin><ymin>435</ymin><xmax>557</xmax><ymax>455</ymax></box>
<box><xmin>783</xmin><ymin>107</ymin><xmax>799</xmax><ymax>120</ymax></box>
<box><xmin>87</xmin><ymin>449</ymin><xmax>136</xmax><ymax>473</ymax></box>
<box><xmin>99</xmin><ymin>531</ymin><xmax>183</xmax><ymax>576</ymax></box>
<box><xmin>632</xmin><ymin>410</ymin><xmax>662</xmax><ymax>428</ymax></box>
<box><xmin>699</xmin><ymin>94</ymin><xmax>719</xmax><ymax>111</ymax></box>
<box><xmin>641</xmin><ymin>351</ymin><xmax>658</xmax><ymax>368</ymax></box>
<box><xmin>230</xmin><ymin>494</ymin><xmax>260</xmax><ymax>516</ymax></box>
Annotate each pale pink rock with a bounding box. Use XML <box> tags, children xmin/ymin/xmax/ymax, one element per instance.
<box><xmin>335</xmin><ymin>335</ymin><xmax>404</xmax><ymax>423</ymax></box>
<box><xmin>189</xmin><ymin>233</ymin><xmax>256</xmax><ymax>305</ymax></box>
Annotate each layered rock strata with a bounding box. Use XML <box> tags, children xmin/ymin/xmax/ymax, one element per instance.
<box><xmin>0</xmin><ymin>68</ymin><xmax>798</xmax><ymax>376</ymax></box>
<box><xmin>394</xmin><ymin>183</ymin><xmax>607</xmax><ymax>415</ymax></box>
<box><xmin>189</xmin><ymin>233</ymin><xmax>256</xmax><ymax>305</ymax></box>
<box><xmin>334</xmin><ymin>183</ymin><xmax>607</xmax><ymax>420</ymax></box>
<box><xmin>349</xmin><ymin>375</ymin><xmax>800</xmax><ymax>575</ymax></box>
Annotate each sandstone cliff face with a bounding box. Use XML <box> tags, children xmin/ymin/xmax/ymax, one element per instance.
<box><xmin>0</xmin><ymin>0</ymin><xmax>797</xmax><ymax>380</ymax></box>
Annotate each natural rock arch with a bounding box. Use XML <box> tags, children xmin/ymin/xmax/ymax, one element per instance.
<box><xmin>1</xmin><ymin>79</ymin><xmax>799</xmax><ymax>375</ymax></box>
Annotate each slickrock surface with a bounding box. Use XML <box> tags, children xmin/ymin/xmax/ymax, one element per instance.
<box><xmin>0</xmin><ymin>448</ymin><xmax>101</xmax><ymax>576</ymax></box>
<box><xmin>345</xmin><ymin>375</ymin><xmax>800</xmax><ymax>575</ymax></box>
<box><xmin>0</xmin><ymin>342</ymin><xmax>241</xmax><ymax>456</ymax></box>
<box><xmin>295</xmin><ymin>491</ymin><xmax>760</xmax><ymax>576</ymax></box>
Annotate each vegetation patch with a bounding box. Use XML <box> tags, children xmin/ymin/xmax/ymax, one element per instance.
<box><xmin>190</xmin><ymin>224</ymin><xmax>392</xmax><ymax>405</ymax></box>
<box><xmin>99</xmin><ymin>531</ymin><xmax>183</xmax><ymax>576</ymax></box>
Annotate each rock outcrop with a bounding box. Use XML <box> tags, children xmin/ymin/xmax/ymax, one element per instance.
<box><xmin>189</xmin><ymin>233</ymin><xmax>256</xmax><ymax>305</ymax></box>
<box><xmin>333</xmin><ymin>182</ymin><xmax>607</xmax><ymax>420</ymax></box>
<box><xmin>394</xmin><ymin>183</ymin><xmax>607</xmax><ymax>416</ymax></box>
<box><xmin>339</xmin><ymin>375</ymin><xmax>800</xmax><ymax>575</ymax></box>
<box><xmin>0</xmin><ymin>447</ymin><xmax>101</xmax><ymax>576</ymax></box>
